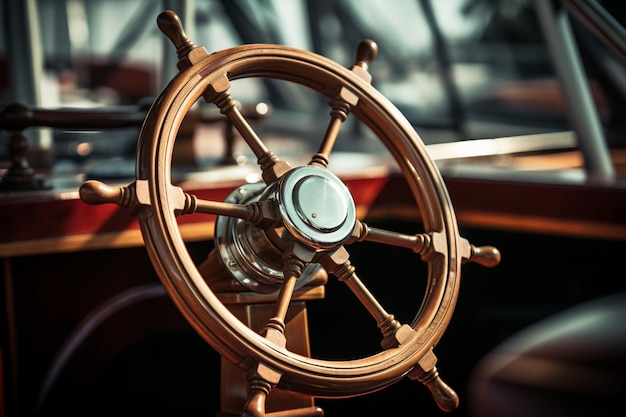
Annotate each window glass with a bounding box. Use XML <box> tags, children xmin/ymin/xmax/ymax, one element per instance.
<box><xmin>14</xmin><ymin>0</ymin><xmax>624</xmax><ymax>173</ymax></box>
<box><xmin>31</xmin><ymin>1</ymin><xmax>567</xmax><ymax>129</ymax></box>
<box><xmin>38</xmin><ymin>0</ymin><xmax>162</xmax><ymax>106</ymax></box>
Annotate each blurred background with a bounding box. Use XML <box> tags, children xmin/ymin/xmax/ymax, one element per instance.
<box><xmin>1</xmin><ymin>1</ymin><xmax>625</xmax><ymax>417</ymax></box>
<box><xmin>2</xmin><ymin>0</ymin><xmax>624</xmax><ymax>178</ymax></box>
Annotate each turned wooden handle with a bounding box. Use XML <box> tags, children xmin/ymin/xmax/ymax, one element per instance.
<box><xmin>79</xmin><ymin>179</ymin><xmax>133</xmax><ymax>208</ymax></box>
<box><xmin>413</xmin><ymin>366</ymin><xmax>459</xmax><ymax>412</ymax></box>
<box><xmin>354</xmin><ymin>39</ymin><xmax>378</xmax><ymax>69</ymax></box>
<box><xmin>157</xmin><ymin>10</ymin><xmax>195</xmax><ymax>58</ymax></box>
<box><xmin>468</xmin><ymin>245</ymin><xmax>501</xmax><ymax>268</ymax></box>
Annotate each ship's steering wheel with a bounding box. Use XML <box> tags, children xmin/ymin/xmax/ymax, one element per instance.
<box><xmin>80</xmin><ymin>10</ymin><xmax>500</xmax><ymax>417</ymax></box>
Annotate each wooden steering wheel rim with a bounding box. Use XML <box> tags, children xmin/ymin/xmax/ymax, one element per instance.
<box><xmin>135</xmin><ymin>43</ymin><xmax>464</xmax><ymax>397</ymax></box>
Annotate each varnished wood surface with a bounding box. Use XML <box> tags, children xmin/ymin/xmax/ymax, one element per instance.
<box><xmin>0</xmin><ymin>173</ymin><xmax>387</xmax><ymax>257</ymax></box>
<box><xmin>1</xmin><ymin>166</ymin><xmax>624</xmax><ymax>259</ymax></box>
<box><xmin>369</xmin><ymin>173</ymin><xmax>626</xmax><ymax>241</ymax></box>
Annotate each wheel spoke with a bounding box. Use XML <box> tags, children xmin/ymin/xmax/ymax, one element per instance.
<box><xmin>310</xmin><ymin>40</ymin><xmax>379</xmax><ymax>168</ymax></box>
<box><xmin>250</xmin><ymin>241</ymin><xmax>316</xmax><ymax>339</ymax></box>
<box><xmin>309</xmin><ymin>98</ymin><xmax>354</xmax><ymax>168</ymax></box>
<box><xmin>202</xmin><ymin>75</ymin><xmax>291</xmax><ymax>184</ymax></box>
<box><xmin>319</xmin><ymin>247</ymin><xmax>406</xmax><ymax>349</ymax></box>
<box><xmin>350</xmin><ymin>220</ymin><xmax>438</xmax><ymax>255</ymax></box>
<box><xmin>351</xmin><ymin>220</ymin><xmax>501</xmax><ymax>267</ymax></box>
<box><xmin>77</xmin><ymin>12</ymin><xmax>506</xmax><ymax>408</ymax></box>
<box><xmin>309</xmin><ymin>113</ymin><xmax>350</xmax><ymax>168</ymax></box>
<box><xmin>175</xmin><ymin>189</ymin><xmax>279</xmax><ymax>228</ymax></box>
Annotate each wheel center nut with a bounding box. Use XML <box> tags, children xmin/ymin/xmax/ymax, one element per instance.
<box><xmin>279</xmin><ymin>166</ymin><xmax>357</xmax><ymax>249</ymax></box>
<box><xmin>293</xmin><ymin>175</ymin><xmax>348</xmax><ymax>232</ymax></box>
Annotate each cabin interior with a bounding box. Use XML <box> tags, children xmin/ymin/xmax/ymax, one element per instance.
<box><xmin>1</xmin><ymin>1</ymin><xmax>625</xmax><ymax>416</ymax></box>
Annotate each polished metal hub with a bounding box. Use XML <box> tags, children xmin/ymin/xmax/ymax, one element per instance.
<box><xmin>214</xmin><ymin>166</ymin><xmax>356</xmax><ymax>293</ymax></box>
<box><xmin>279</xmin><ymin>165</ymin><xmax>357</xmax><ymax>250</ymax></box>
<box><xmin>213</xmin><ymin>181</ymin><xmax>311</xmax><ymax>293</ymax></box>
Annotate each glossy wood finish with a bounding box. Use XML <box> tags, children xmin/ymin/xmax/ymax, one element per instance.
<box><xmin>1</xmin><ymin>5</ymin><xmax>624</xmax><ymax>417</ymax></box>
<box><xmin>0</xmin><ymin>173</ymin><xmax>386</xmax><ymax>258</ymax></box>
<box><xmin>372</xmin><ymin>173</ymin><xmax>626</xmax><ymax>241</ymax></box>
<box><xmin>78</xmin><ymin>10</ymin><xmax>499</xmax><ymax>415</ymax></box>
